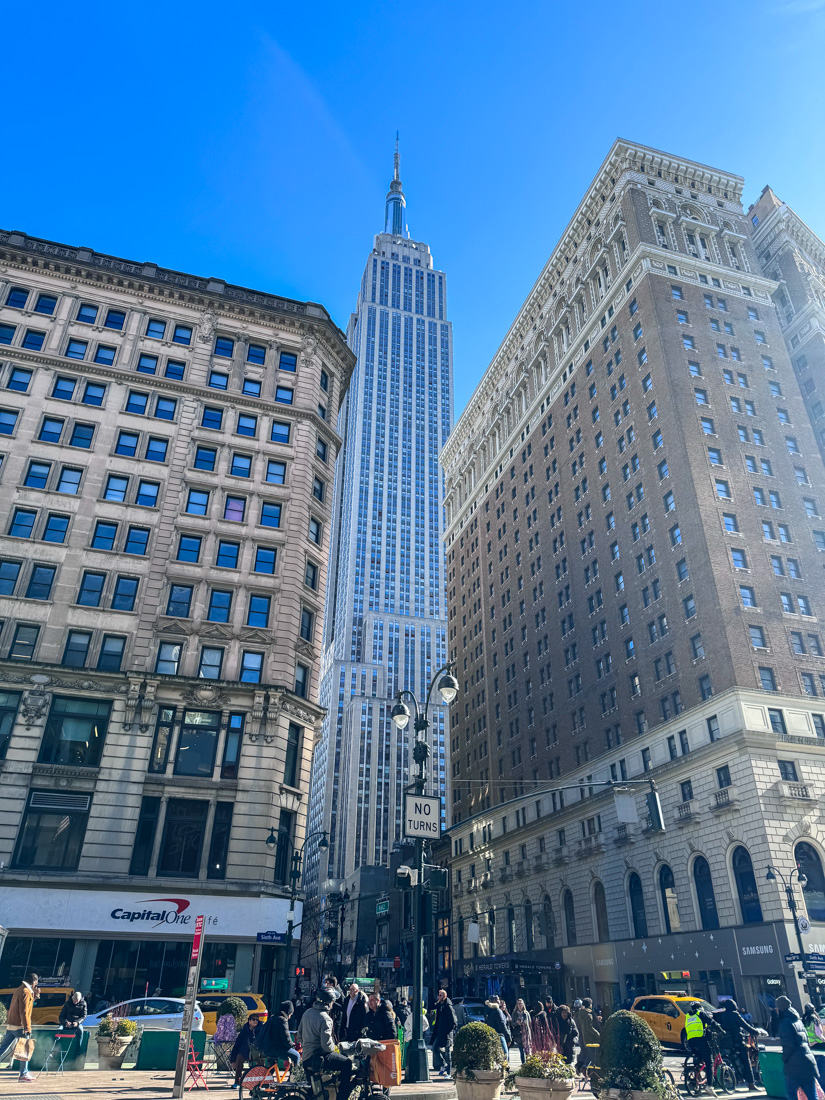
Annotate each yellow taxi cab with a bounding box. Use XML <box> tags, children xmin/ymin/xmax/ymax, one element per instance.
<box><xmin>198</xmin><ymin>993</ymin><xmax>269</xmax><ymax>1036</ymax></box>
<box><xmin>0</xmin><ymin>987</ymin><xmax>75</xmax><ymax>1026</ymax></box>
<box><xmin>631</xmin><ymin>992</ymin><xmax>717</xmax><ymax>1048</ymax></box>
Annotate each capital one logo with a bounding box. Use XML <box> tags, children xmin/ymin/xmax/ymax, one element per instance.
<box><xmin>110</xmin><ymin>898</ymin><xmax>192</xmax><ymax>927</ymax></box>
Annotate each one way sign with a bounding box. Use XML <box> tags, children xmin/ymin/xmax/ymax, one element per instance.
<box><xmin>404</xmin><ymin>793</ymin><xmax>441</xmax><ymax>839</ymax></box>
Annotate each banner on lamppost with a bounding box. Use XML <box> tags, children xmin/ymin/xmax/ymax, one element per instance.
<box><xmin>172</xmin><ymin>915</ymin><xmax>204</xmax><ymax>1098</ymax></box>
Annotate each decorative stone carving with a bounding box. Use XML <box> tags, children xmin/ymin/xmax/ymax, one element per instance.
<box><xmin>180</xmin><ymin>685</ymin><xmax>231</xmax><ymax>707</ymax></box>
<box><xmin>198</xmin><ymin>309</ymin><xmax>218</xmax><ymax>343</ymax></box>
<box><xmin>20</xmin><ymin>687</ymin><xmax>50</xmax><ymax>728</ymax></box>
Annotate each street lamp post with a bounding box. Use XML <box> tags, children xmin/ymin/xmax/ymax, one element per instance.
<box><xmin>337</xmin><ymin>887</ymin><xmax>350</xmax><ymax>983</ymax></box>
<box><xmin>266</xmin><ymin>826</ymin><xmax>329</xmax><ymax>1002</ymax></box>
<box><xmin>766</xmin><ymin>864</ymin><xmax>812</xmax><ymax>1005</ymax></box>
<box><xmin>391</xmin><ymin>663</ymin><xmax>459</xmax><ymax>1084</ymax></box>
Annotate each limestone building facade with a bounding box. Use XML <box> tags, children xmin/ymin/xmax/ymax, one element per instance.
<box><xmin>0</xmin><ymin>229</ymin><xmax>353</xmax><ymax>1003</ymax></box>
<box><xmin>441</xmin><ymin>141</ymin><xmax>825</xmax><ymax>1016</ymax></box>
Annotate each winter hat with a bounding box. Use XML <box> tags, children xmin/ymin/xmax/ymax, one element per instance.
<box><xmin>776</xmin><ymin>996</ymin><xmax>792</xmax><ymax>1012</ymax></box>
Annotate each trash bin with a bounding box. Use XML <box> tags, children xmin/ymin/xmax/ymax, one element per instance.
<box><xmin>759</xmin><ymin>1049</ymin><xmax>786</xmax><ymax>1099</ymax></box>
<box><xmin>135</xmin><ymin>1029</ymin><xmax>206</xmax><ymax>1071</ymax></box>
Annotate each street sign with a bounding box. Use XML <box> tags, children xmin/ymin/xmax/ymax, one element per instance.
<box><xmin>404</xmin><ymin>793</ymin><xmax>441</xmax><ymax>839</ymax></box>
<box><xmin>201</xmin><ymin>978</ymin><xmax>228</xmax><ymax>991</ymax></box>
<box><xmin>377</xmin><ymin>957</ymin><xmax>395</xmax><ymax>969</ymax></box>
<box><xmin>376</xmin><ymin>900</ymin><xmax>390</xmax><ymax>915</ymax></box>
<box><xmin>786</xmin><ymin>953</ymin><xmax>802</xmax><ymax>963</ymax></box>
<box><xmin>172</xmin><ymin>915</ymin><xmax>204</xmax><ymax>1098</ymax></box>
<box><xmin>256</xmin><ymin>931</ymin><xmax>287</xmax><ymax>943</ymax></box>
<box><xmin>394</xmin><ymin>957</ymin><xmax>401</xmax><ymax>969</ymax></box>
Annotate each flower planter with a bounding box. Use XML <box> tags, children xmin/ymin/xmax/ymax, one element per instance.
<box><xmin>96</xmin><ymin>1035</ymin><xmax>133</xmax><ymax>1070</ymax></box>
<box><xmin>515</xmin><ymin>1078</ymin><xmax>575</xmax><ymax>1100</ymax></box>
<box><xmin>455</xmin><ymin>1069</ymin><xmax>504</xmax><ymax>1100</ymax></box>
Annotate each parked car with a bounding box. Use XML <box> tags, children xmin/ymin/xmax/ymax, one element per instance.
<box><xmin>454</xmin><ymin>999</ymin><xmax>489</xmax><ymax>1028</ymax></box>
<box><xmin>631</xmin><ymin>993</ymin><xmax>716</xmax><ymax>1047</ymax></box>
<box><xmin>84</xmin><ymin>996</ymin><xmax>204</xmax><ymax>1031</ymax></box>
<box><xmin>0</xmin><ymin>987</ymin><xmax>75</xmax><ymax>1026</ymax></box>
<box><xmin>198</xmin><ymin>993</ymin><xmax>268</xmax><ymax>1035</ymax></box>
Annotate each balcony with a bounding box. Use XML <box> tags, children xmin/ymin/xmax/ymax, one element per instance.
<box><xmin>533</xmin><ymin>855</ymin><xmax>548</xmax><ymax>872</ymax></box>
<box><xmin>709</xmin><ymin>784</ymin><xmax>740</xmax><ymax>812</ymax></box>
<box><xmin>499</xmin><ymin>868</ymin><xmax>512</xmax><ymax>883</ymax></box>
<box><xmin>453</xmin><ymin>883</ymin><xmax>463</xmax><ymax>897</ymax></box>
<box><xmin>480</xmin><ymin>872</ymin><xmax>492</xmax><ymax>889</ymax></box>
<box><xmin>466</xmin><ymin>878</ymin><xmax>478</xmax><ymax>893</ymax></box>
<box><xmin>577</xmin><ymin>835</ymin><xmax>606</xmax><ymax>859</ymax></box>
<box><xmin>780</xmin><ymin>781</ymin><xmax>815</xmax><ymax>803</ymax></box>
<box><xmin>613</xmin><ymin>823</ymin><xmax>636</xmax><ymax>846</ymax></box>
<box><xmin>675</xmin><ymin>800</ymin><xmax>699</xmax><ymax>825</ymax></box>
<box><xmin>514</xmin><ymin>861</ymin><xmax>527</xmax><ymax>878</ymax></box>
<box><xmin>553</xmin><ymin>845</ymin><xmax>570</xmax><ymax>866</ymax></box>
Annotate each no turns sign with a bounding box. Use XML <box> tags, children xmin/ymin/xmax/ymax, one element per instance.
<box><xmin>404</xmin><ymin>793</ymin><xmax>441</xmax><ymax>839</ymax></box>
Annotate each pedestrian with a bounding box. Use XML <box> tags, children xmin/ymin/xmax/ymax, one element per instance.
<box><xmin>395</xmin><ymin>997</ymin><xmax>410</xmax><ymax>1028</ymax></box>
<box><xmin>484</xmin><ymin>996</ymin><xmax>511</xmax><ymax>1059</ymax></box>
<box><xmin>716</xmin><ymin>999</ymin><xmax>765</xmax><ymax>1088</ymax></box>
<box><xmin>776</xmin><ymin>995</ymin><xmax>820</xmax><ymax>1100</ymax></box>
<box><xmin>574</xmin><ymin>998</ymin><xmax>600</xmax><ymax>1072</ymax></box>
<box><xmin>342</xmin><ymin>982</ymin><xmax>369</xmax><ymax>1041</ymax></box>
<box><xmin>365</xmin><ymin>993</ymin><xmax>397</xmax><ymax>1041</ymax></box>
<box><xmin>512</xmin><ymin>999</ymin><xmax>533</xmax><ymax>1064</ymax></box>
<box><xmin>230</xmin><ymin>1013</ymin><xmax>263</xmax><ymax>1085</ymax></box>
<box><xmin>531</xmin><ymin>1001</ymin><xmax>550</xmax><ymax>1047</ymax></box>
<box><xmin>259</xmin><ymin>1001</ymin><xmax>300</xmax><ymax>1067</ymax></box>
<box><xmin>431</xmin><ymin>988</ymin><xmax>458</xmax><ymax>1077</ymax></box>
<box><xmin>802</xmin><ymin>1003</ymin><xmax>825</xmax><ymax>1080</ymax></box>
<box><xmin>0</xmin><ymin>972</ymin><xmax>38</xmax><ymax>1083</ymax></box>
<box><xmin>555</xmin><ymin>1004</ymin><xmax>579</xmax><ymax>1065</ymax></box>
<box><xmin>59</xmin><ymin>991</ymin><xmax>88</xmax><ymax>1038</ymax></box>
<box><xmin>323</xmin><ymin>977</ymin><xmax>344</xmax><ymax>1041</ymax></box>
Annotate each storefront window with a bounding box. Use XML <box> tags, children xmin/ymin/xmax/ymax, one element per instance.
<box><xmin>594</xmin><ymin>880</ymin><xmax>610</xmax><ymax>942</ymax></box>
<box><xmin>157</xmin><ymin>798</ymin><xmax>208</xmax><ymax>877</ymax></box>
<box><xmin>659</xmin><ymin>864</ymin><xmax>681</xmax><ymax>934</ymax></box>
<box><xmin>38</xmin><ymin>696</ymin><xmax>111</xmax><ymax>767</ymax></box>
<box><xmin>563</xmin><ymin>890</ymin><xmax>577</xmax><ymax>946</ymax></box>
<box><xmin>93</xmin><ymin>939</ymin><xmax>191</xmax><ymax>1004</ymax></box>
<box><xmin>13</xmin><ymin>790</ymin><xmax>91</xmax><ymax>871</ymax></box>
<box><xmin>693</xmin><ymin>856</ymin><xmax>720</xmax><ymax>930</ymax></box>
<box><xmin>174</xmin><ymin>710</ymin><xmax>220</xmax><ymax>777</ymax></box>
<box><xmin>0</xmin><ymin>936</ymin><xmax>75</xmax><ymax>987</ymax></box>
<box><xmin>628</xmin><ymin>873</ymin><xmax>648</xmax><ymax>939</ymax></box>
<box><xmin>733</xmin><ymin>846</ymin><xmax>764</xmax><ymax>924</ymax></box>
<box><xmin>796</xmin><ymin>842</ymin><xmax>825</xmax><ymax>921</ymax></box>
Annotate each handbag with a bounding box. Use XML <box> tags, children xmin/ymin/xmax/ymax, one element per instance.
<box><xmin>12</xmin><ymin>1036</ymin><xmax>35</xmax><ymax>1061</ymax></box>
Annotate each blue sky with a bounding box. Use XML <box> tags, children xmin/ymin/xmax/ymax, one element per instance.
<box><xmin>2</xmin><ymin>0</ymin><xmax>823</xmax><ymax>418</ymax></box>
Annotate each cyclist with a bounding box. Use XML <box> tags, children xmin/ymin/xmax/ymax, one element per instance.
<box><xmin>685</xmin><ymin>1001</ymin><xmax>723</xmax><ymax>1091</ymax></box>
<box><xmin>715</xmin><ymin>1000</ymin><xmax>766</xmax><ymax>1089</ymax></box>
<box><xmin>296</xmin><ymin>990</ymin><xmax>355</xmax><ymax>1100</ymax></box>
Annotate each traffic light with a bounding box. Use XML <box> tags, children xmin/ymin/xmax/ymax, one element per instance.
<box><xmin>294</xmin><ymin>966</ymin><xmax>305</xmax><ymax>977</ymax></box>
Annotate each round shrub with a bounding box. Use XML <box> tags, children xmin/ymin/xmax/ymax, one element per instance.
<box><xmin>97</xmin><ymin>1016</ymin><xmax>138</xmax><ymax>1038</ymax></box>
<box><xmin>600</xmin><ymin>1009</ymin><xmax>664</xmax><ymax>1096</ymax></box>
<box><xmin>452</xmin><ymin>1021</ymin><xmax>506</xmax><ymax>1078</ymax></box>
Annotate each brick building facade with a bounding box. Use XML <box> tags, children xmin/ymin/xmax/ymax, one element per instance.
<box><xmin>441</xmin><ymin>142</ymin><xmax>825</xmax><ymax>1015</ymax></box>
<box><xmin>0</xmin><ymin>229</ymin><xmax>353</xmax><ymax>1004</ymax></box>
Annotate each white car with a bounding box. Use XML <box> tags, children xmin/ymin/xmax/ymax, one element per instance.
<box><xmin>85</xmin><ymin>996</ymin><xmax>204</xmax><ymax>1031</ymax></box>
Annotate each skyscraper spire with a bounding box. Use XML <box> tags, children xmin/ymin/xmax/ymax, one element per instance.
<box><xmin>385</xmin><ymin>132</ymin><xmax>408</xmax><ymax>237</ymax></box>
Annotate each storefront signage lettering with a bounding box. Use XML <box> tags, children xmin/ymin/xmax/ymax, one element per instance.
<box><xmin>110</xmin><ymin>898</ymin><xmax>193</xmax><ymax>926</ymax></box>
<box><xmin>741</xmin><ymin>945</ymin><xmax>774</xmax><ymax>955</ymax></box>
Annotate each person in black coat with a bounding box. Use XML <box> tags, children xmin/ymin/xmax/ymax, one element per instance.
<box><xmin>716</xmin><ymin>999</ymin><xmax>764</xmax><ymax>1087</ymax></box>
<box><xmin>431</xmin><ymin>990</ymin><xmax>458</xmax><ymax>1076</ymax></box>
<box><xmin>342</xmin><ymin>984</ymin><xmax>369</xmax><ymax>1041</ymax></box>
<box><xmin>485</xmin><ymin>997</ymin><xmax>511</xmax><ymax>1058</ymax></box>
<box><xmin>555</xmin><ymin>1005</ymin><xmax>579</xmax><ymax>1064</ymax></box>
<box><xmin>259</xmin><ymin>1001</ymin><xmax>299</xmax><ymax>1065</ymax></box>
<box><xmin>231</xmin><ymin>1014</ymin><xmax>264</xmax><ymax>1084</ymax></box>
<box><xmin>777</xmin><ymin>996</ymin><xmax>820</xmax><ymax>1100</ymax></box>
<box><xmin>365</xmin><ymin>994</ymin><xmax>397</xmax><ymax>1041</ymax></box>
<box><xmin>59</xmin><ymin>992</ymin><xmax>88</xmax><ymax>1036</ymax></box>
<box><xmin>323</xmin><ymin>979</ymin><xmax>344</xmax><ymax>1042</ymax></box>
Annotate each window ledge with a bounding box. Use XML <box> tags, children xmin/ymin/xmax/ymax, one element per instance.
<box><xmin>31</xmin><ymin>762</ymin><xmax>100</xmax><ymax>779</ymax></box>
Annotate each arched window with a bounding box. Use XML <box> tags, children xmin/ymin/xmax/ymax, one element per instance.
<box><xmin>525</xmin><ymin>900</ymin><xmax>534</xmax><ymax>952</ymax></box>
<box><xmin>733</xmin><ymin>846</ymin><xmax>764</xmax><ymax>924</ymax></box>
<box><xmin>563</xmin><ymin>889</ymin><xmax>577</xmax><ymax>946</ymax></box>
<box><xmin>542</xmin><ymin>896</ymin><xmax>555</xmax><ymax>948</ymax></box>
<box><xmin>488</xmin><ymin>909</ymin><xmax>496</xmax><ymax>956</ymax></box>
<box><xmin>507</xmin><ymin>906</ymin><xmax>516</xmax><ymax>953</ymax></box>
<box><xmin>628</xmin><ymin>873</ymin><xmax>648</xmax><ymax>939</ymax></box>
<box><xmin>659</xmin><ymin>864</ymin><xmax>681</xmax><ymax>934</ymax></box>
<box><xmin>693</xmin><ymin>856</ymin><xmax>720</xmax><ymax>930</ymax></box>
<box><xmin>796</xmin><ymin>842</ymin><xmax>825</xmax><ymax>921</ymax></box>
<box><xmin>594</xmin><ymin>881</ymin><xmax>610</xmax><ymax>943</ymax></box>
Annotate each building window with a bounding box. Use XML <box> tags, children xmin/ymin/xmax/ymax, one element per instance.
<box><xmin>240</xmin><ymin>651</ymin><xmax>263</xmax><ymax>683</ymax></box>
<box><xmin>112</xmin><ymin>575</ymin><xmax>139</xmax><ymax>610</ymax></box>
<box><xmin>13</xmin><ymin>790</ymin><xmax>91</xmax><ymax>871</ymax></box>
<box><xmin>62</xmin><ymin>631</ymin><xmax>91</xmax><ymax>667</ymax></box>
<box><xmin>796</xmin><ymin>842</ymin><xmax>825</xmax><ymax>922</ymax></box>
<box><xmin>26</xmin><ymin>564</ymin><xmax>56</xmax><ymax>600</ymax></box>
<box><xmin>175</xmin><ymin>709</ymin><xmax>221</xmax><ymax>777</ymax></box>
<box><xmin>260</xmin><ymin>502</ymin><xmax>281</xmax><ymax>527</ymax></box>
<box><xmin>9</xmin><ymin>624</ymin><xmax>40</xmax><ymax>660</ymax></box>
<box><xmin>194</xmin><ymin>446</ymin><xmax>217</xmax><ymax>471</ymax></box>
<box><xmin>0</xmin><ymin>690</ymin><xmax>22</xmax><ymax>759</ymax></box>
<box><xmin>284</xmin><ymin>721</ymin><xmax>301</xmax><ymax>788</ymax></box>
<box><xmin>255</xmin><ymin>547</ymin><xmax>277</xmax><ymax>574</ymax></box>
<box><xmin>300</xmin><ymin>608</ymin><xmax>314</xmax><ymax>642</ymax></box>
<box><xmin>224</xmin><ymin>496</ymin><xmax>246</xmax><ymax>522</ymax></box>
<box><xmin>562</xmin><ymin>889</ymin><xmax>577</xmax><ymax>946</ymax></box>
<box><xmin>156</xmin><ymin>641</ymin><xmax>182</xmax><ymax>675</ymax></box>
<box><xmin>77</xmin><ymin>571</ymin><xmax>105</xmax><ymax>607</ymax></box>
<box><xmin>733</xmin><ymin>846</ymin><xmax>764</xmax><ymax>924</ymax></box>
<box><xmin>693</xmin><ymin>856</ymin><xmax>720</xmax><ymax>930</ymax></box>
<box><xmin>129</xmin><ymin>796</ymin><xmax>161</xmax><ymax>875</ymax></box>
<box><xmin>38</xmin><ymin>696</ymin><xmax>111</xmax><ymax>767</ymax></box>
<box><xmin>97</xmin><ymin>635</ymin><xmax>125</xmax><ymax>671</ymax></box>
<box><xmin>207</xmin><ymin>802</ymin><xmax>234</xmax><ymax>879</ymax></box>
<box><xmin>157</xmin><ymin>798</ymin><xmax>209</xmax><ymax>877</ymax></box>
<box><xmin>207</xmin><ymin>589</ymin><xmax>232</xmax><ymax>623</ymax></box>
<box><xmin>149</xmin><ymin>707</ymin><xmax>176</xmax><ymax>773</ymax></box>
<box><xmin>273</xmin><ymin>809</ymin><xmax>295</xmax><ymax>884</ymax></box>
<box><xmin>271</xmin><ymin>420</ymin><xmax>291</xmax><ymax>444</ymax></box>
<box><xmin>198</xmin><ymin>647</ymin><xmax>224</xmax><ymax>680</ymax></box>
<box><xmin>221</xmin><ymin>713</ymin><xmax>244</xmax><ymax>780</ymax></box>
<box><xmin>295</xmin><ymin>663</ymin><xmax>309</xmax><ymax>699</ymax></box>
<box><xmin>247</xmin><ymin>594</ymin><xmax>271</xmax><ymax>628</ymax></box>
<box><xmin>659</xmin><ymin>864</ymin><xmax>681</xmax><ymax>934</ymax></box>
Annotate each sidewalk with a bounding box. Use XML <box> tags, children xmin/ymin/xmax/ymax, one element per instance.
<box><xmin>0</xmin><ymin>1069</ymin><xmax>459</xmax><ymax>1100</ymax></box>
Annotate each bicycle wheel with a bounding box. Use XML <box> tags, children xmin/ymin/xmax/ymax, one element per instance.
<box><xmin>661</xmin><ymin>1068</ymin><xmax>676</xmax><ymax>1089</ymax></box>
<box><xmin>682</xmin><ymin>1063</ymin><xmax>699</xmax><ymax>1096</ymax></box>
<box><xmin>716</xmin><ymin>1062</ymin><xmax>736</xmax><ymax>1092</ymax></box>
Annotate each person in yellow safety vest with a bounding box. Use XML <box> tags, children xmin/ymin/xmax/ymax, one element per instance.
<box><xmin>685</xmin><ymin>1002</ymin><xmax>724</xmax><ymax>1090</ymax></box>
<box><xmin>801</xmin><ymin>1004</ymin><xmax>825</xmax><ymax>1049</ymax></box>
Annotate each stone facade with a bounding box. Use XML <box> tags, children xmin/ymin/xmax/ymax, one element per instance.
<box><xmin>0</xmin><ymin>230</ymin><xmax>353</xmax><ymax>1002</ymax></box>
<box><xmin>441</xmin><ymin>141</ymin><xmax>825</xmax><ymax>1016</ymax></box>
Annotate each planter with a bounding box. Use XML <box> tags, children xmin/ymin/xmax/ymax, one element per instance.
<box><xmin>96</xmin><ymin>1035</ymin><xmax>133</xmax><ymax>1070</ymax></box>
<box><xmin>455</xmin><ymin>1069</ymin><xmax>504</xmax><ymax>1100</ymax></box>
<box><xmin>515</xmin><ymin>1079</ymin><xmax>575</xmax><ymax>1100</ymax></box>
<box><xmin>601</xmin><ymin>1091</ymin><xmax>660</xmax><ymax>1100</ymax></box>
